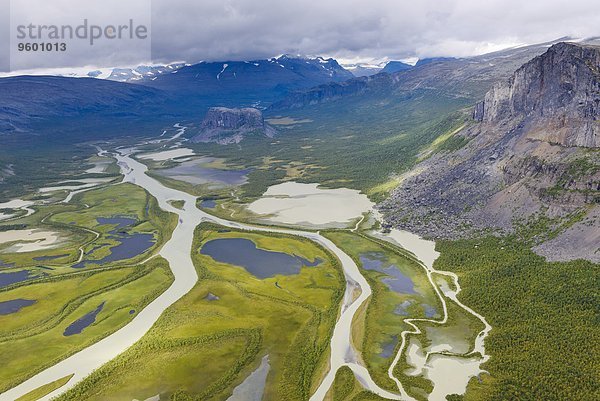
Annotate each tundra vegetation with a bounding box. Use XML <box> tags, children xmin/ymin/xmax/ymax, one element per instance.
<box><xmin>0</xmin><ymin>183</ymin><xmax>176</xmax><ymax>393</ymax></box>
<box><xmin>55</xmin><ymin>223</ymin><xmax>345</xmax><ymax>401</ymax></box>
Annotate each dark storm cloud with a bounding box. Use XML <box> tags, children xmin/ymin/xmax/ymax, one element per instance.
<box><xmin>2</xmin><ymin>0</ymin><xmax>599</xmax><ymax>71</ymax></box>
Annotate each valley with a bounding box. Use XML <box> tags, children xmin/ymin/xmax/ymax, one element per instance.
<box><xmin>0</xmin><ymin>139</ymin><xmax>493</xmax><ymax>401</ymax></box>
<box><xmin>0</xmin><ymin>31</ymin><xmax>597</xmax><ymax>401</ymax></box>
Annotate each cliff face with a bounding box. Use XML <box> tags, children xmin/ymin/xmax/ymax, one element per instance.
<box><xmin>380</xmin><ymin>43</ymin><xmax>600</xmax><ymax>263</ymax></box>
<box><xmin>475</xmin><ymin>42</ymin><xmax>600</xmax><ymax>147</ymax></box>
<box><xmin>192</xmin><ymin>107</ymin><xmax>276</xmax><ymax>144</ymax></box>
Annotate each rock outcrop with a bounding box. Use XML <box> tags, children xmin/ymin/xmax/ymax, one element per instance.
<box><xmin>475</xmin><ymin>42</ymin><xmax>600</xmax><ymax>147</ymax></box>
<box><xmin>379</xmin><ymin>42</ymin><xmax>600</xmax><ymax>262</ymax></box>
<box><xmin>192</xmin><ymin>107</ymin><xmax>276</xmax><ymax>144</ymax></box>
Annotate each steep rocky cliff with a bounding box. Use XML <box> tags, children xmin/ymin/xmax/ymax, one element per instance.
<box><xmin>192</xmin><ymin>107</ymin><xmax>276</xmax><ymax>144</ymax></box>
<box><xmin>379</xmin><ymin>42</ymin><xmax>600</xmax><ymax>262</ymax></box>
<box><xmin>474</xmin><ymin>42</ymin><xmax>600</xmax><ymax>147</ymax></box>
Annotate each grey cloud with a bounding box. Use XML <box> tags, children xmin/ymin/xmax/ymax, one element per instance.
<box><xmin>2</xmin><ymin>0</ymin><xmax>599</xmax><ymax>71</ymax></box>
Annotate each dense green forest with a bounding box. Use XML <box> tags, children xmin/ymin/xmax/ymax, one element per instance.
<box><xmin>435</xmin><ymin>237</ymin><xmax>599</xmax><ymax>401</ymax></box>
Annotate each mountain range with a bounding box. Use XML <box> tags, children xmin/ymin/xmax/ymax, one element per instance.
<box><xmin>0</xmin><ymin>55</ymin><xmax>355</xmax><ymax>134</ymax></box>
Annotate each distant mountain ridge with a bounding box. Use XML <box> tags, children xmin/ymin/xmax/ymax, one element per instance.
<box><xmin>102</xmin><ymin>63</ymin><xmax>188</xmax><ymax>82</ymax></box>
<box><xmin>0</xmin><ymin>75</ymin><xmax>168</xmax><ymax>134</ymax></box>
<box><xmin>0</xmin><ymin>55</ymin><xmax>353</xmax><ymax>134</ymax></box>
<box><xmin>343</xmin><ymin>63</ymin><xmax>385</xmax><ymax>77</ymax></box>
<box><xmin>381</xmin><ymin>61</ymin><xmax>413</xmax><ymax>74</ymax></box>
<box><xmin>139</xmin><ymin>55</ymin><xmax>353</xmax><ymax>104</ymax></box>
<box><xmin>269</xmin><ymin>38</ymin><xmax>596</xmax><ymax>111</ymax></box>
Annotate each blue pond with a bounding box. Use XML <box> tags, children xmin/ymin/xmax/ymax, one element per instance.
<box><xmin>0</xmin><ymin>299</ymin><xmax>36</xmax><ymax>315</ymax></box>
<box><xmin>380</xmin><ymin>335</ymin><xmax>399</xmax><ymax>358</ymax></box>
<box><xmin>0</xmin><ymin>270</ymin><xmax>38</xmax><ymax>289</ymax></box>
<box><xmin>200</xmin><ymin>199</ymin><xmax>217</xmax><ymax>209</ymax></box>
<box><xmin>200</xmin><ymin>238</ymin><xmax>322</xmax><ymax>279</ymax></box>
<box><xmin>359</xmin><ymin>253</ymin><xmax>416</xmax><ymax>294</ymax></box>
<box><xmin>423</xmin><ymin>304</ymin><xmax>438</xmax><ymax>318</ymax></box>
<box><xmin>73</xmin><ymin>217</ymin><xmax>155</xmax><ymax>268</ymax></box>
<box><xmin>63</xmin><ymin>302</ymin><xmax>105</xmax><ymax>336</ymax></box>
<box><xmin>394</xmin><ymin>300</ymin><xmax>413</xmax><ymax>316</ymax></box>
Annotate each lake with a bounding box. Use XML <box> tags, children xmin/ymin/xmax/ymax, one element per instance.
<box><xmin>137</xmin><ymin>148</ymin><xmax>196</xmax><ymax>161</ymax></box>
<box><xmin>157</xmin><ymin>158</ymin><xmax>250</xmax><ymax>188</ymax></box>
<box><xmin>200</xmin><ymin>237</ymin><xmax>321</xmax><ymax>279</ymax></box>
<box><xmin>200</xmin><ymin>199</ymin><xmax>217</xmax><ymax>209</ymax></box>
<box><xmin>0</xmin><ymin>299</ymin><xmax>36</xmax><ymax>315</ymax></box>
<box><xmin>227</xmin><ymin>355</ymin><xmax>270</xmax><ymax>401</ymax></box>
<box><xmin>0</xmin><ymin>270</ymin><xmax>39</xmax><ymax>289</ymax></box>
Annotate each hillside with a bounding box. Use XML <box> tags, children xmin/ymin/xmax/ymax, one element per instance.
<box><xmin>0</xmin><ymin>76</ymin><xmax>170</xmax><ymax>134</ymax></box>
<box><xmin>379</xmin><ymin>42</ymin><xmax>600</xmax><ymax>262</ymax></box>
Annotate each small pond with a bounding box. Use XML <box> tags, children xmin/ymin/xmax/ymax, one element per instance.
<box><xmin>200</xmin><ymin>199</ymin><xmax>217</xmax><ymax>209</ymax></box>
<box><xmin>394</xmin><ymin>300</ymin><xmax>413</xmax><ymax>316</ymax></box>
<box><xmin>64</xmin><ymin>302</ymin><xmax>105</xmax><ymax>336</ymax></box>
<box><xmin>380</xmin><ymin>335</ymin><xmax>399</xmax><ymax>358</ymax></box>
<box><xmin>359</xmin><ymin>252</ymin><xmax>416</xmax><ymax>294</ymax></box>
<box><xmin>73</xmin><ymin>217</ymin><xmax>154</xmax><ymax>268</ymax></box>
<box><xmin>0</xmin><ymin>270</ymin><xmax>39</xmax><ymax>289</ymax></box>
<box><xmin>227</xmin><ymin>355</ymin><xmax>270</xmax><ymax>401</ymax></box>
<box><xmin>0</xmin><ymin>299</ymin><xmax>36</xmax><ymax>315</ymax></box>
<box><xmin>200</xmin><ymin>238</ymin><xmax>321</xmax><ymax>279</ymax></box>
<box><xmin>204</xmin><ymin>292</ymin><xmax>220</xmax><ymax>301</ymax></box>
<box><xmin>423</xmin><ymin>304</ymin><xmax>439</xmax><ymax>318</ymax></box>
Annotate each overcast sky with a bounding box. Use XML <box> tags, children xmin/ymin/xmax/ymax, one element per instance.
<box><xmin>3</xmin><ymin>0</ymin><xmax>600</xmax><ymax>71</ymax></box>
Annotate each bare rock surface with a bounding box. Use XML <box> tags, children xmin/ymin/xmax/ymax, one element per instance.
<box><xmin>379</xmin><ymin>42</ymin><xmax>600</xmax><ymax>262</ymax></box>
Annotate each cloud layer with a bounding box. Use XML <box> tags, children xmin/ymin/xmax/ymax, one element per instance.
<box><xmin>149</xmin><ymin>0</ymin><xmax>599</xmax><ymax>64</ymax></box>
<box><xmin>3</xmin><ymin>0</ymin><xmax>600</xmax><ymax>71</ymax></box>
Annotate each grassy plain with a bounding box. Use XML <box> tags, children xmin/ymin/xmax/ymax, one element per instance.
<box><xmin>0</xmin><ymin>183</ymin><xmax>176</xmax><ymax>272</ymax></box>
<box><xmin>56</xmin><ymin>223</ymin><xmax>345</xmax><ymax>401</ymax></box>
<box><xmin>15</xmin><ymin>375</ymin><xmax>74</xmax><ymax>401</ymax></box>
<box><xmin>322</xmin><ymin>231</ymin><xmax>442</xmax><ymax>393</ymax></box>
<box><xmin>0</xmin><ymin>258</ymin><xmax>172</xmax><ymax>392</ymax></box>
<box><xmin>0</xmin><ymin>183</ymin><xmax>177</xmax><ymax>392</ymax></box>
<box><xmin>182</xmin><ymin>95</ymin><xmax>470</xmax><ymax>201</ymax></box>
